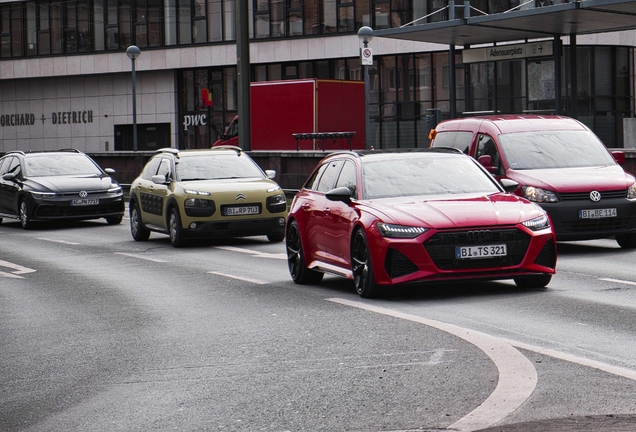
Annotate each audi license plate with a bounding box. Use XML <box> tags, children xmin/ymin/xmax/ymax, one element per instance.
<box><xmin>71</xmin><ymin>198</ymin><xmax>99</xmax><ymax>206</ymax></box>
<box><xmin>456</xmin><ymin>244</ymin><xmax>507</xmax><ymax>259</ymax></box>
<box><xmin>224</xmin><ymin>205</ymin><xmax>260</xmax><ymax>216</ymax></box>
<box><xmin>579</xmin><ymin>208</ymin><xmax>617</xmax><ymax>219</ymax></box>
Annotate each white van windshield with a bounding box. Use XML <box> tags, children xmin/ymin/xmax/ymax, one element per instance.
<box><xmin>499</xmin><ymin>130</ymin><xmax>616</xmax><ymax>170</ymax></box>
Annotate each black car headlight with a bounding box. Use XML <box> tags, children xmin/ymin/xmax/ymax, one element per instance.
<box><xmin>522</xmin><ymin>214</ymin><xmax>551</xmax><ymax>231</ymax></box>
<box><xmin>31</xmin><ymin>191</ymin><xmax>57</xmax><ymax>200</ymax></box>
<box><xmin>108</xmin><ymin>185</ymin><xmax>123</xmax><ymax>195</ymax></box>
<box><xmin>377</xmin><ymin>223</ymin><xmax>428</xmax><ymax>238</ymax></box>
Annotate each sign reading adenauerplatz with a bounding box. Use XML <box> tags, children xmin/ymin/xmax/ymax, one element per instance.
<box><xmin>462</xmin><ymin>42</ymin><xmax>553</xmax><ymax>64</ymax></box>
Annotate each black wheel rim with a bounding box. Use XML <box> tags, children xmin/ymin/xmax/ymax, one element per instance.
<box><xmin>352</xmin><ymin>231</ymin><xmax>369</xmax><ymax>295</ymax></box>
<box><xmin>19</xmin><ymin>201</ymin><xmax>28</xmax><ymax>227</ymax></box>
<box><xmin>286</xmin><ymin>224</ymin><xmax>302</xmax><ymax>279</ymax></box>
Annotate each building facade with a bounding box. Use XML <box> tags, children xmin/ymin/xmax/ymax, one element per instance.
<box><xmin>0</xmin><ymin>0</ymin><xmax>634</xmax><ymax>154</ymax></box>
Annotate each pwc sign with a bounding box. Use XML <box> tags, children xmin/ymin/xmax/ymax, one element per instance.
<box><xmin>183</xmin><ymin>113</ymin><xmax>207</xmax><ymax>130</ymax></box>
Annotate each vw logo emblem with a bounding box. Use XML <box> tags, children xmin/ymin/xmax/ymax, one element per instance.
<box><xmin>466</xmin><ymin>230</ymin><xmax>493</xmax><ymax>242</ymax></box>
<box><xmin>78</xmin><ymin>190</ymin><xmax>88</xmax><ymax>198</ymax></box>
<box><xmin>590</xmin><ymin>191</ymin><xmax>601</xmax><ymax>202</ymax></box>
<box><xmin>236</xmin><ymin>193</ymin><xmax>247</xmax><ymax>201</ymax></box>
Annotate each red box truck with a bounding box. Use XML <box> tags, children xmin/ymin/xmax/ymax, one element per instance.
<box><xmin>212</xmin><ymin>79</ymin><xmax>366</xmax><ymax>151</ymax></box>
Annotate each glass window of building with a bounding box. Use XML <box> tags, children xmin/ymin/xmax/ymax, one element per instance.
<box><xmin>207</xmin><ymin>0</ymin><xmax>222</xmax><ymax>41</ymax></box>
<box><xmin>38</xmin><ymin>3</ymin><xmax>51</xmax><ymax>54</ymax></box>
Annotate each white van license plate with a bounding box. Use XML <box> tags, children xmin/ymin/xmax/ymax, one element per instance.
<box><xmin>456</xmin><ymin>244</ymin><xmax>507</xmax><ymax>259</ymax></box>
<box><xmin>579</xmin><ymin>208</ymin><xmax>617</xmax><ymax>219</ymax></box>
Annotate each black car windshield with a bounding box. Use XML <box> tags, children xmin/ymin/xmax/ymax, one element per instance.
<box><xmin>177</xmin><ymin>154</ymin><xmax>264</xmax><ymax>181</ymax></box>
<box><xmin>25</xmin><ymin>154</ymin><xmax>102</xmax><ymax>177</ymax></box>
<box><xmin>499</xmin><ymin>130</ymin><xmax>616</xmax><ymax>170</ymax></box>
<box><xmin>362</xmin><ymin>155</ymin><xmax>500</xmax><ymax>199</ymax></box>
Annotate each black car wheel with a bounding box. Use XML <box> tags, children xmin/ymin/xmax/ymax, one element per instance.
<box><xmin>130</xmin><ymin>202</ymin><xmax>150</xmax><ymax>241</ymax></box>
<box><xmin>351</xmin><ymin>229</ymin><xmax>382</xmax><ymax>298</ymax></box>
<box><xmin>514</xmin><ymin>274</ymin><xmax>551</xmax><ymax>289</ymax></box>
<box><xmin>106</xmin><ymin>215</ymin><xmax>123</xmax><ymax>225</ymax></box>
<box><xmin>286</xmin><ymin>220</ymin><xmax>323</xmax><ymax>284</ymax></box>
<box><xmin>615</xmin><ymin>233</ymin><xmax>636</xmax><ymax>249</ymax></box>
<box><xmin>169</xmin><ymin>207</ymin><xmax>186</xmax><ymax>248</ymax></box>
<box><xmin>19</xmin><ymin>199</ymin><xmax>33</xmax><ymax>230</ymax></box>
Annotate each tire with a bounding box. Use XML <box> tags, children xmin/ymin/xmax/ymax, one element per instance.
<box><xmin>106</xmin><ymin>215</ymin><xmax>123</xmax><ymax>225</ymax></box>
<box><xmin>616</xmin><ymin>233</ymin><xmax>636</xmax><ymax>249</ymax></box>
<box><xmin>129</xmin><ymin>202</ymin><xmax>150</xmax><ymax>241</ymax></box>
<box><xmin>514</xmin><ymin>274</ymin><xmax>552</xmax><ymax>289</ymax></box>
<box><xmin>286</xmin><ymin>220</ymin><xmax>323</xmax><ymax>284</ymax></box>
<box><xmin>351</xmin><ymin>229</ymin><xmax>382</xmax><ymax>298</ymax></box>
<box><xmin>267</xmin><ymin>232</ymin><xmax>285</xmax><ymax>243</ymax></box>
<box><xmin>169</xmin><ymin>207</ymin><xmax>187</xmax><ymax>248</ymax></box>
<box><xmin>19</xmin><ymin>199</ymin><xmax>33</xmax><ymax>230</ymax></box>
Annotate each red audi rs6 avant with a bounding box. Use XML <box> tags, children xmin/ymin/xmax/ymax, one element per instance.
<box><xmin>285</xmin><ymin>148</ymin><xmax>557</xmax><ymax>298</ymax></box>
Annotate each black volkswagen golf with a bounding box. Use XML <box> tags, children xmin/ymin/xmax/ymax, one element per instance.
<box><xmin>0</xmin><ymin>149</ymin><xmax>125</xmax><ymax>229</ymax></box>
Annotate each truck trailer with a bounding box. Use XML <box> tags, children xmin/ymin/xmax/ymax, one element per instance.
<box><xmin>212</xmin><ymin>79</ymin><xmax>366</xmax><ymax>151</ymax></box>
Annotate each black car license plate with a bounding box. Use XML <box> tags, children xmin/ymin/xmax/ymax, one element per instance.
<box><xmin>71</xmin><ymin>198</ymin><xmax>99</xmax><ymax>206</ymax></box>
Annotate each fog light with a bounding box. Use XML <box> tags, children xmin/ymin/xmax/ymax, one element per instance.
<box><xmin>278</xmin><ymin>218</ymin><xmax>285</xmax><ymax>226</ymax></box>
<box><xmin>189</xmin><ymin>222</ymin><xmax>197</xmax><ymax>229</ymax></box>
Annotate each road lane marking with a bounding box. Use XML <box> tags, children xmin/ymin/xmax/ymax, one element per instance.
<box><xmin>38</xmin><ymin>238</ymin><xmax>82</xmax><ymax>245</ymax></box>
<box><xmin>215</xmin><ymin>245</ymin><xmax>287</xmax><ymax>260</ymax></box>
<box><xmin>503</xmin><ymin>339</ymin><xmax>636</xmax><ymax>382</ymax></box>
<box><xmin>114</xmin><ymin>252</ymin><xmax>168</xmax><ymax>263</ymax></box>
<box><xmin>599</xmin><ymin>277</ymin><xmax>636</xmax><ymax>286</ymax></box>
<box><xmin>327</xmin><ymin>298</ymin><xmax>537</xmax><ymax>432</ymax></box>
<box><xmin>207</xmin><ymin>271</ymin><xmax>267</xmax><ymax>285</ymax></box>
<box><xmin>0</xmin><ymin>260</ymin><xmax>37</xmax><ymax>279</ymax></box>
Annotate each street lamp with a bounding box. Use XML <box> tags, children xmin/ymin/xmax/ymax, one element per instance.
<box><xmin>126</xmin><ymin>45</ymin><xmax>141</xmax><ymax>151</ymax></box>
<box><xmin>358</xmin><ymin>26</ymin><xmax>373</xmax><ymax>150</ymax></box>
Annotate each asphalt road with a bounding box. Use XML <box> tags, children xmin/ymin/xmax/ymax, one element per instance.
<box><xmin>1</xmin><ymin>215</ymin><xmax>636</xmax><ymax>431</ymax></box>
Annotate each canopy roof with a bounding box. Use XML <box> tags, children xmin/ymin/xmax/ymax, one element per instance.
<box><xmin>373</xmin><ymin>0</ymin><xmax>636</xmax><ymax>46</ymax></box>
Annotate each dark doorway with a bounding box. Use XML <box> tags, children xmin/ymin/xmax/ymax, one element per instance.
<box><xmin>115</xmin><ymin>123</ymin><xmax>171</xmax><ymax>151</ymax></box>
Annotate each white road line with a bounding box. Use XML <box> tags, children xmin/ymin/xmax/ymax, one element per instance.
<box><xmin>0</xmin><ymin>271</ymin><xmax>25</xmax><ymax>279</ymax></box>
<box><xmin>599</xmin><ymin>277</ymin><xmax>636</xmax><ymax>286</ymax></box>
<box><xmin>113</xmin><ymin>252</ymin><xmax>168</xmax><ymax>263</ymax></box>
<box><xmin>503</xmin><ymin>338</ymin><xmax>636</xmax><ymax>381</ymax></box>
<box><xmin>327</xmin><ymin>298</ymin><xmax>537</xmax><ymax>432</ymax></box>
<box><xmin>37</xmin><ymin>238</ymin><xmax>81</xmax><ymax>245</ymax></box>
<box><xmin>215</xmin><ymin>245</ymin><xmax>287</xmax><ymax>260</ymax></box>
<box><xmin>207</xmin><ymin>271</ymin><xmax>267</xmax><ymax>285</ymax></box>
<box><xmin>0</xmin><ymin>259</ymin><xmax>37</xmax><ymax>276</ymax></box>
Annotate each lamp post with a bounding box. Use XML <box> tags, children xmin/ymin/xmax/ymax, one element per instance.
<box><xmin>126</xmin><ymin>45</ymin><xmax>141</xmax><ymax>151</ymax></box>
<box><xmin>358</xmin><ymin>26</ymin><xmax>373</xmax><ymax>150</ymax></box>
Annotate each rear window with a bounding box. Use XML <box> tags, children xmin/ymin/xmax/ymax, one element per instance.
<box><xmin>431</xmin><ymin>131</ymin><xmax>473</xmax><ymax>154</ymax></box>
<box><xmin>499</xmin><ymin>130</ymin><xmax>616</xmax><ymax>170</ymax></box>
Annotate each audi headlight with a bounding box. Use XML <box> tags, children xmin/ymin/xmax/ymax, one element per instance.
<box><xmin>377</xmin><ymin>223</ymin><xmax>428</xmax><ymax>238</ymax></box>
<box><xmin>628</xmin><ymin>182</ymin><xmax>636</xmax><ymax>199</ymax></box>
<box><xmin>522</xmin><ymin>214</ymin><xmax>551</xmax><ymax>231</ymax></box>
<box><xmin>522</xmin><ymin>186</ymin><xmax>559</xmax><ymax>203</ymax></box>
<box><xmin>31</xmin><ymin>191</ymin><xmax>57</xmax><ymax>199</ymax></box>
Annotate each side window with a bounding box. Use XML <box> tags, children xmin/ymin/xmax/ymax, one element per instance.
<box><xmin>335</xmin><ymin>160</ymin><xmax>357</xmax><ymax>197</ymax></box>
<box><xmin>0</xmin><ymin>157</ymin><xmax>8</xmax><ymax>175</ymax></box>
<box><xmin>157</xmin><ymin>158</ymin><xmax>172</xmax><ymax>179</ymax></box>
<box><xmin>141</xmin><ymin>157</ymin><xmax>162</xmax><ymax>181</ymax></box>
<box><xmin>304</xmin><ymin>162</ymin><xmax>329</xmax><ymax>191</ymax></box>
<box><xmin>6</xmin><ymin>157</ymin><xmax>21</xmax><ymax>176</ymax></box>
<box><xmin>316</xmin><ymin>160</ymin><xmax>344</xmax><ymax>193</ymax></box>
<box><xmin>475</xmin><ymin>134</ymin><xmax>502</xmax><ymax>175</ymax></box>
<box><xmin>431</xmin><ymin>131</ymin><xmax>473</xmax><ymax>154</ymax></box>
